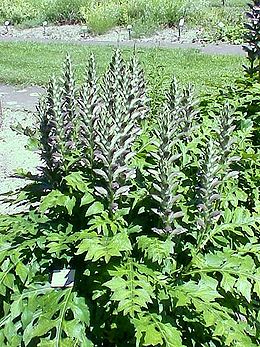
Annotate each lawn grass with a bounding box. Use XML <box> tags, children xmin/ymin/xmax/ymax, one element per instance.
<box><xmin>0</xmin><ymin>41</ymin><xmax>245</xmax><ymax>94</ymax></box>
<box><xmin>209</xmin><ymin>0</ymin><xmax>247</xmax><ymax>7</ymax></box>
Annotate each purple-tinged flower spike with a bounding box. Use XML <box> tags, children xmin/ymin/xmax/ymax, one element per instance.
<box><xmin>243</xmin><ymin>1</ymin><xmax>260</xmax><ymax>80</ymax></box>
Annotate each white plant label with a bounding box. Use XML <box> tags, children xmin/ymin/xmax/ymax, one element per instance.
<box><xmin>51</xmin><ymin>269</ymin><xmax>75</xmax><ymax>288</ymax></box>
<box><xmin>179</xmin><ymin>18</ymin><xmax>185</xmax><ymax>27</ymax></box>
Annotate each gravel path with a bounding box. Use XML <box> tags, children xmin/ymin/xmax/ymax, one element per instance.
<box><xmin>0</xmin><ymin>24</ymin><xmax>245</xmax><ymax>56</ymax></box>
<box><xmin>0</xmin><ymin>84</ymin><xmax>44</xmax><ymax>112</ymax></box>
<box><xmin>0</xmin><ymin>85</ymin><xmax>43</xmax><ymax>213</ymax></box>
<box><xmin>0</xmin><ymin>108</ymin><xmax>41</xmax><ymax>214</ymax></box>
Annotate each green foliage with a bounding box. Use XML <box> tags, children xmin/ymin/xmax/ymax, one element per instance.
<box><xmin>191</xmin><ymin>5</ymin><xmax>246</xmax><ymax>44</ymax></box>
<box><xmin>0</xmin><ymin>24</ymin><xmax>259</xmax><ymax>346</ymax></box>
<box><xmin>133</xmin><ymin>312</ymin><xmax>183</xmax><ymax>347</ymax></box>
<box><xmin>42</xmin><ymin>0</ymin><xmax>86</xmax><ymax>24</ymax></box>
<box><xmin>200</xmin><ymin>0</ymin><xmax>260</xmax><ymax>211</ymax></box>
<box><xmin>0</xmin><ymin>0</ymin><xmax>41</xmax><ymax>24</ymax></box>
<box><xmin>78</xmin><ymin>0</ymin><xmax>246</xmax><ymax>39</ymax></box>
<box><xmin>80</xmin><ymin>0</ymin><xmax>122</xmax><ymax>35</ymax></box>
<box><xmin>0</xmin><ymin>0</ymin><xmax>86</xmax><ymax>24</ymax></box>
<box><xmin>79</xmin><ymin>0</ymin><xmax>191</xmax><ymax>35</ymax></box>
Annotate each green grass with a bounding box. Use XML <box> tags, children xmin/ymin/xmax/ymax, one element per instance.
<box><xmin>209</xmin><ymin>0</ymin><xmax>247</xmax><ymax>7</ymax></box>
<box><xmin>0</xmin><ymin>42</ymin><xmax>245</xmax><ymax>94</ymax></box>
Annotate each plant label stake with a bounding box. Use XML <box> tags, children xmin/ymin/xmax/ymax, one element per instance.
<box><xmin>0</xmin><ymin>99</ymin><xmax>3</xmax><ymax>130</ymax></box>
<box><xmin>51</xmin><ymin>269</ymin><xmax>75</xmax><ymax>288</ymax></box>
<box><xmin>4</xmin><ymin>21</ymin><xmax>10</xmax><ymax>34</ymax></box>
<box><xmin>218</xmin><ymin>21</ymin><xmax>225</xmax><ymax>39</ymax></box>
<box><xmin>127</xmin><ymin>25</ymin><xmax>133</xmax><ymax>40</ymax></box>
<box><xmin>178</xmin><ymin>18</ymin><xmax>185</xmax><ymax>41</ymax></box>
<box><xmin>116</xmin><ymin>29</ymin><xmax>120</xmax><ymax>47</ymax></box>
<box><xmin>43</xmin><ymin>21</ymin><xmax>48</xmax><ymax>36</ymax></box>
<box><xmin>81</xmin><ymin>26</ymin><xmax>89</xmax><ymax>39</ymax></box>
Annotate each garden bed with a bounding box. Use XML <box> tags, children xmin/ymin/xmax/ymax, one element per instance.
<box><xmin>0</xmin><ymin>24</ymin><xmax>209</xmax><ymax>44</ymax></box>
<box><xmin>0</xmin><ymin>0</ymin><xmax>247</xmax><ymax>43</ymax></box>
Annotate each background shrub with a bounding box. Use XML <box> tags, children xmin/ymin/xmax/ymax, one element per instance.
<box><xmin>0</xmin><ymin>0</ymin><xmax>248</xmax><ymax>43</ymax></box>
<box><xmin>43</xmin><ymin>0</ymin><xmax>86</xmax><ymax>24</ymax></box>
<box><xmin>0</xmin><ymin>0</ymin><xmax>41</xmax><ymax>24</ymax></box>
<box><xmin>189</xmin><ymin>5</ymin><xmax>246</xmax><ymax>44</ymax></box>
<box><xmin>80</xmin><ymin>0</ymin><xmax>122</xmax><ymax>34</ymax></box>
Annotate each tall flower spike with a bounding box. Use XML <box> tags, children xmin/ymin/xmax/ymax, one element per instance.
<box><xmin>60</xmin><ymin>54</ymin><xmax>78</xmax><ymax>150</ymax></box>
<box><xmin>179</xmin><ymin>84</ymin><xmax>199</xmax><ymax>140</ymax></box>
<box><xmin>149</xmin><ymin>79</ymin><xmax>190</xmax><ymax>236</ymax></box>
<box><xmin>93</xmin><ymin>51</ymin><xmax>142</xmax><ymax>214</ymax></box>
<box><xmin>196</xmin><ymin>105</ymin><xmax>237</xmax><ymax>250</ymax></box>
<box><xmin>106</xmin><ymin>49</ymin><xmax>125</xmax><ymax>93</ymax></box>
<box><xmin>216</xmin><ymin>104</ymin><xmax>236</xmax><ymax>162</ymax></box>
<box><xmin>38</xmin><ymin>77</ymin><xmax>64</xmax><ymax>185</ymax></box>
<box><xmin>243</xmin><ymin>1</ymin><xmax>260</xmax><ymax>80</ymax></box>
<box><xmin>166</xmin><ymin>78</ymin><xmax>199</xmax><ymax>140</ymax></box>
<box><xmin>101</xmin><ymin>49</ymin><xmax>126</xmax><ymax>123</ymax></box>
<box><xmin>196</xmin><ymin>140</ymin><xmax>221</xmax><ymax>247</ymax></box>
<box><xmin>128</xmin><ymin>55</ymin><xmax>149</xmax><ymax>121</ymax></box>
<box><xmin>78</xmin><ymin>54</ymin><xmax>101</xmax><ymax>170</ymax></box>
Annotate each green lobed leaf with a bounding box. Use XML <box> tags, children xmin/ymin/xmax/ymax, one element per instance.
<box><xmin>76</xmin><ymin>231</ymin><xmax>132</xmax><ymax>262</ymax></box>
<box><xmin>64</xmin><ymin>172</ymin><xmax>89</xmax><ymax>192</ymax></box>
<box><xmin>39</xmin><ymin>190</ymin><xmax>76</xmax><ymax>215</ymax></box>
<box><xmin>104</xmin><ymin>260</ymin><xmax>155</xmax><ymax>317</ymax></box>
<box><xmin>133</xmin><ymin>313</ymin><xmax>183</xmax><ymax>347</ymax></box>
<box><xmin>85</xmin><ymin>202</ymin><xmax>104</xmax><ymax>216</ymax></box>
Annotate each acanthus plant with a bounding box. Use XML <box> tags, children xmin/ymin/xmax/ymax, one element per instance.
<box><xmin>146</xmin><ymin>78</ymin><xmax>199</xmax><ymax>236</ymax></box>
<box><xmin>199</xmin><ymin>0</ymin><xmax>260</xmax><ymax>214</ymax></box>
<box><xmin>0</xmin><ymin>47</ymin><xmax>259</xmax><ymax>347</ymax></box>
<box><xmin>243</xmin><ymin>0</ymin><xmax>260</xmax><ymax>80</ymax></box>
